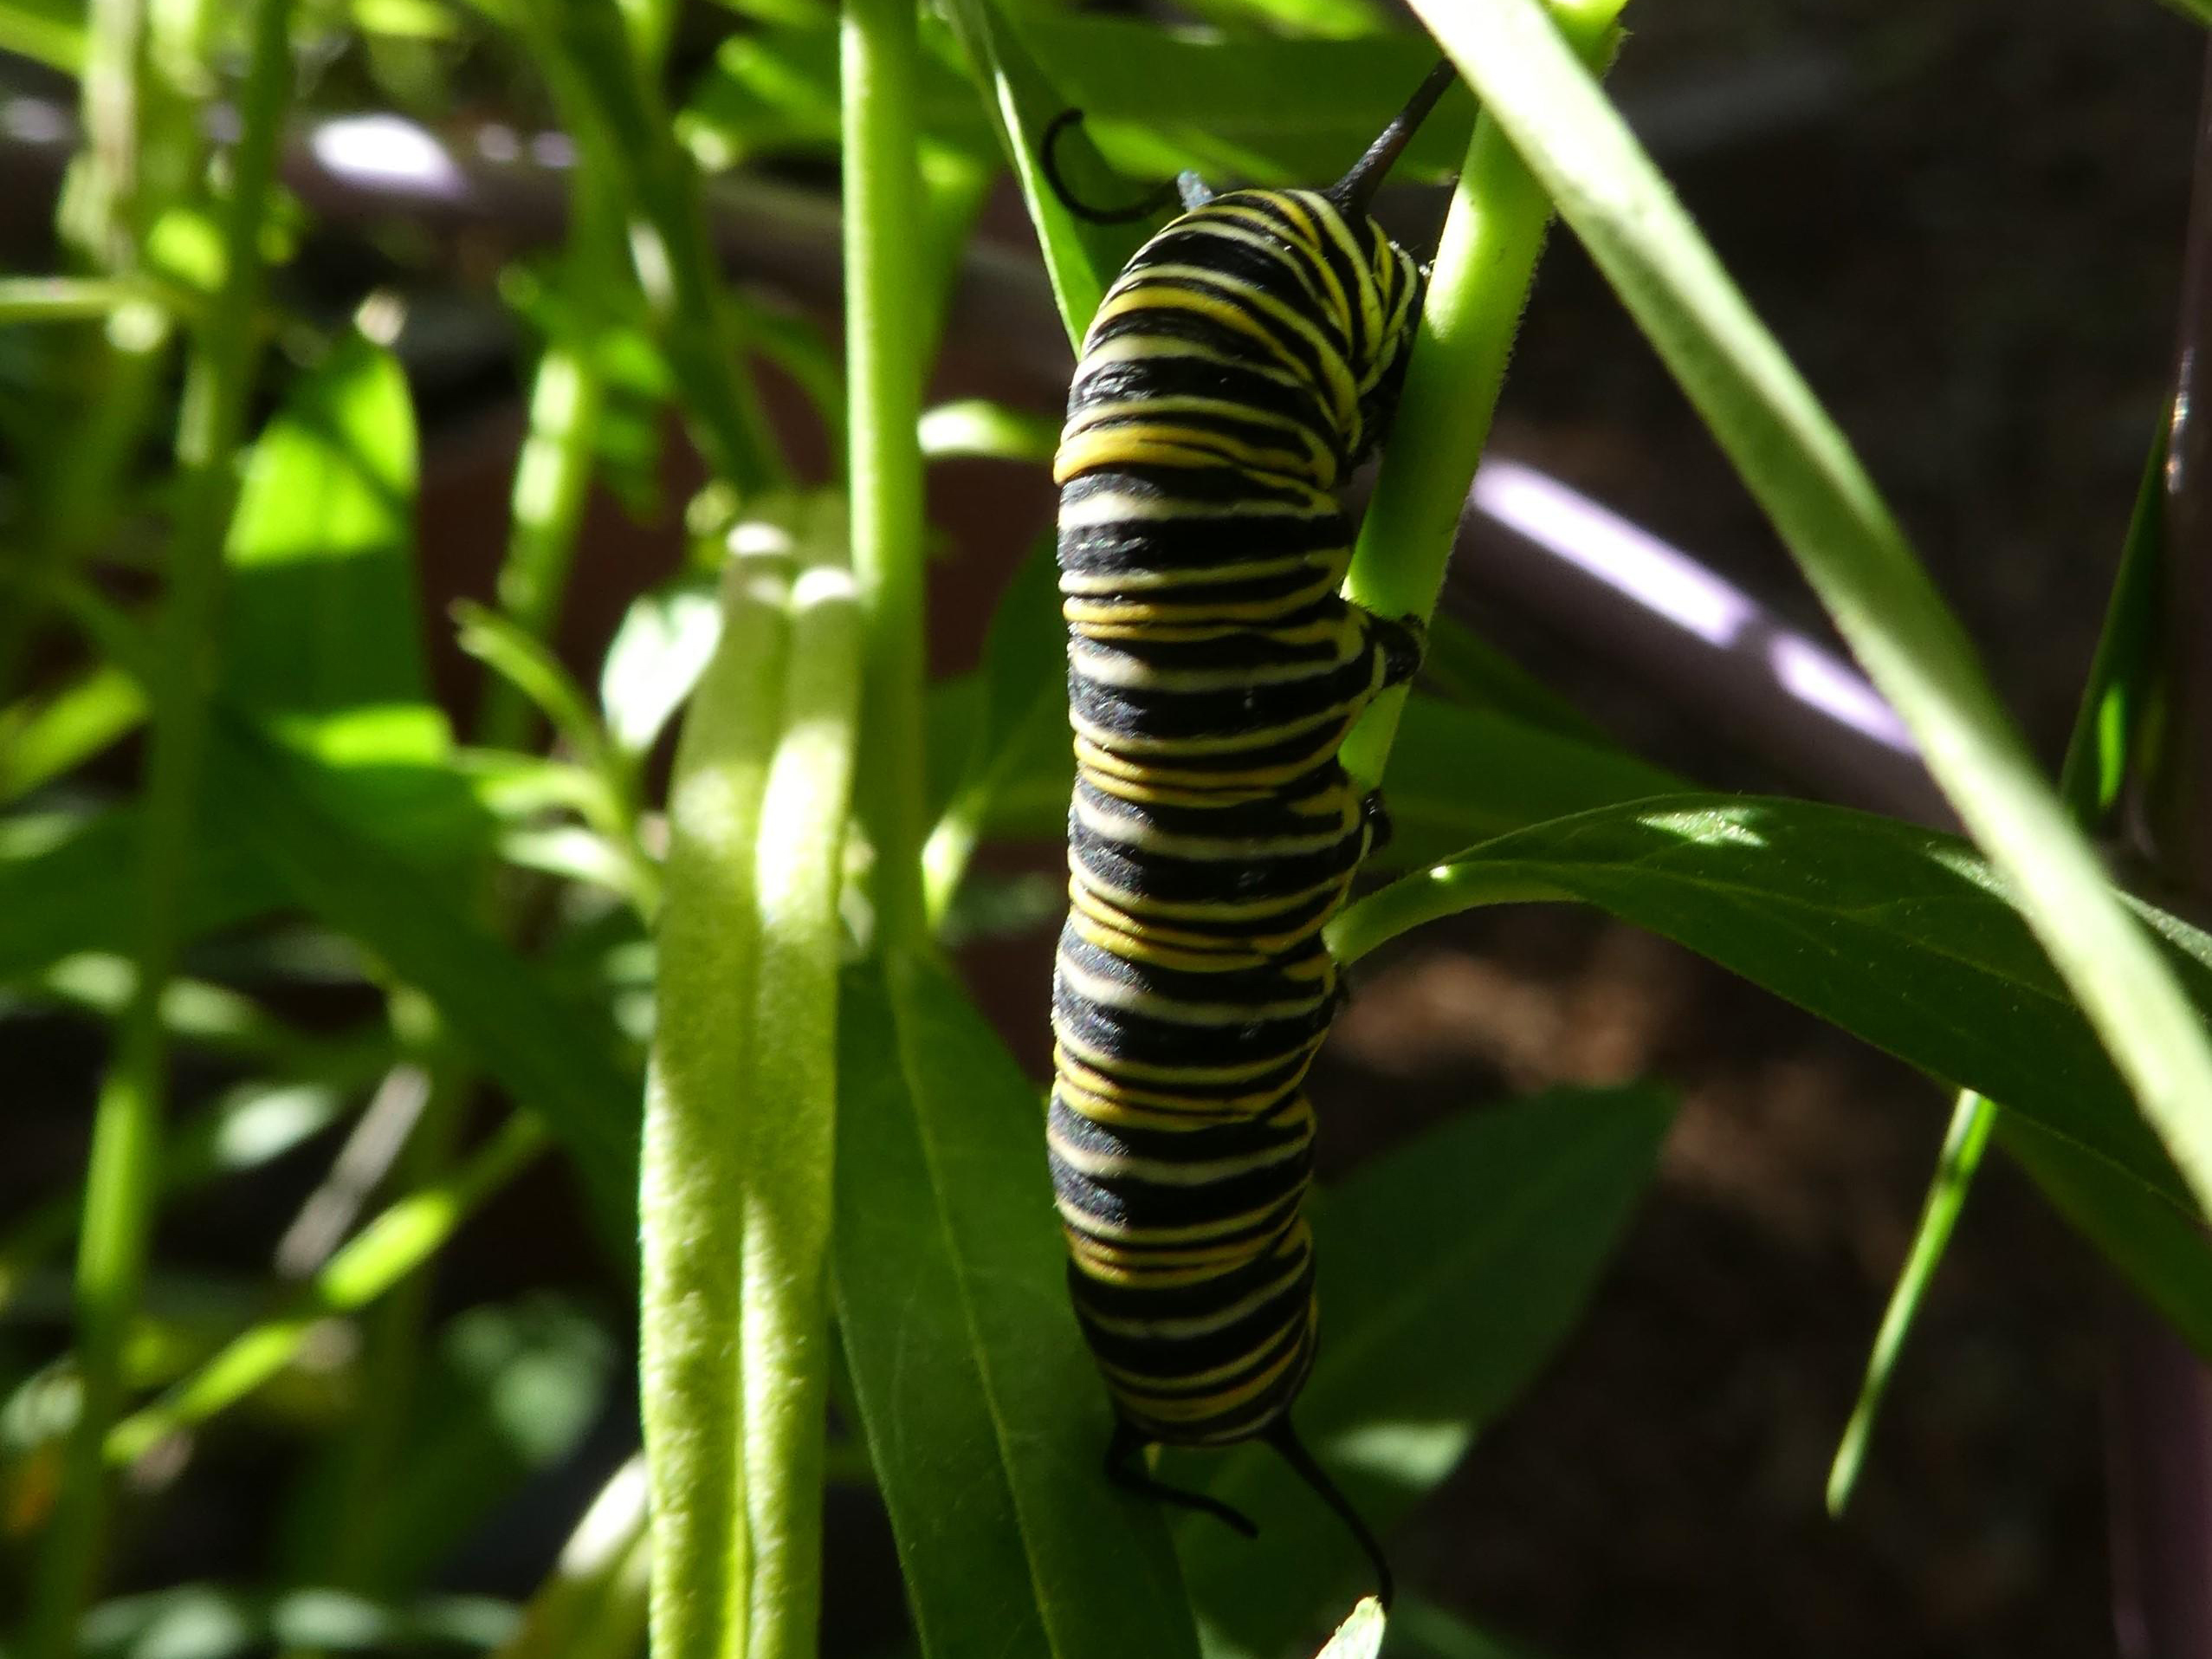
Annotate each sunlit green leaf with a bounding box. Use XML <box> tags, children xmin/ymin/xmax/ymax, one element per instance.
<box><xmin>833</xmin><ymin>953</ymin><xmax>1200</xmax><ymax>1659</ymax></box>
<box><xmin>1171</xmin><ymin>1085</ymin><xmax>1671</xmax><ymax>1656</ymax></box>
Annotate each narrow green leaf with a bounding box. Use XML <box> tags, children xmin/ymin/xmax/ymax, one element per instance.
<box><xmin>1410</xmin><ymin>0</ymin><xmax>2212</xmax><ymax>1221</ymax></box>
<box><xmin>1824</xmin><ymin>1089</ymin><xmax>1995</xmax><ymax>1515</ymax></box>
<box><xmin>222</xmin><ymin>333</ymin><xmax>429</xmax><ymax>721</ymax></box>
<box><xmin>832</xmin><ymin>952</ymin><xmax>1200</xmax><ymax>1659</ymax></box>
<box><xmin>936</xmin><ymin>0</ymin><xmax>1149</xmax><ymax>347</ymax></box>
<box><xmin>0</xmin><ymin>663</ymin><xmax>147</xmax><ymax>804</ymax></box>
<box><xmin>1168</xmin><ymin>1085</ymin><xmax>1672</xmax><ymax>1656</ymax></box>
<box><xmin>1333</xmin><ymin>796</ymin><xmax>2203</xmax><ymax>1209</ymax></box>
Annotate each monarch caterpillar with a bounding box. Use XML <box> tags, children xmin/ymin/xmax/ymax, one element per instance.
<box><xmin>1045</xmin><ymin>62</ymin><xmax>1458</xmax><ymax>1605</ymax></box>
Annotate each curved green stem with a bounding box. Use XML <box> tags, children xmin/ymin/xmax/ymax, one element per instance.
<box><xmin>1337</xmin><ymin>0</ymin><xmax>1627</xmax><ymax>791</ymax></box>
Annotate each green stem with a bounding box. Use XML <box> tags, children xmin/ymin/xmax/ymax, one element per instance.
<box><xmin>640</xmin><ymin>545</ymin><xmax>796</xmax><ymax>1659</ymax></box>
<box><xmin>842</xmin><ymin>0</ymin><xmax>930</xmax><ymax>948</ymax></box>
<box><xmin>1337</xmin><ymin>0</ymin><xmax>1627</xmax><ymax>791</ymax></box>
<box><xmin>28</xmin><ymin>0</ymin><xmax>296</xmax><ymax>1644</ymax></box>
<box><xmin>477</xmin><ymin>340</ymin><xmax>606</xmax><ymax>755</ymax></box>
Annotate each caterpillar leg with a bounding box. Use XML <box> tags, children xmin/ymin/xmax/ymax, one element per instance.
<box><xmin>1360</xmin><ymin>609</ymin><xmax>1426</xmax><ymax>689</ymax></box>
<box><xmin>1104</xmin><ymin>1422</ymin><xmax>1258</xmax><ymax>1539</ymax></box>
<box><xmin>1359</xmin><ymin>788</ymin><xmax>1394</xmax><ymax>858</ymax></box>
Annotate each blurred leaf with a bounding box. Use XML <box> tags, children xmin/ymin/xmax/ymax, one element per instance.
<box><xmin>0</xmin><ymin>0</ymin><xmax>85</xmax><ymax>69</ymax></box>
<box><xmin>601</xmin><ymin>580</ymin><xmax>721</xmax><ymax>757</ymax></box>
<box><xmin>1417</xmin><ymin>615</ymin><xmax>1607</xmax><ymax>747</ymax></box>
<box><xmin>0</xmin><ymin>663</ymin><xmax>147</xmax><ymax>804</ymax></box>
<box><xmin>1336</xmin><ymin>796</ymin><xmax>2212</xmax><ymax>1213</ymax></box>
<box><xmin>0</xmin><ymin>810</ymin><xmax>285</xmax><ymax>985</ymax></box>
<box><xmin>832</xmin><ymin>953</ymin><xmax>1200</xmax><ymax>1659</ymax></box>
<box><xmin>681</xmin><ymin>17</ymin><xmax>992</xmax><ymax>162</ymax></box>
<box><xmin>108</xmin><ymin>1117</ymin><xmax>552</xmax><ymax>1462</ymax></box>
<box><xmin>285</xmin><ymin>1297</ymin><xmax>617</xmax><ymax>1595</ymax></box>
<box><xmin>922</xmin><ymin>536</ymin><xmax>1064</xmax><ymax>922</ymax></box>
<box><xmin>2153</xmin><ymin>0</ymin><xmax>2212</xmax><ymax>28</ymax></box>
<box><xmin>1169</xmin><ymin>1085</ymin><xmax>1672</xmax><ymax>1656</ymax></box>
<box><xmin>1313</xmin><ymin>1599</ymin><xmax>1385</xmax><ymax>1659</ymax></box>
<box><xmin>202</xmin><ymin>720</ymin><xmax>640</xmax><ymax>1249</ymax></box>
<box><xmin>223</xmin><ymin>333</ymin><xmax>430</xmax><ymax>722</ymax></box>
<box><xmin>491</xmin><ymin>1455</ymin><xmax>650</xmax><ymax>1659</ymax></box>
<box><xmin>1168</xmin><ymin>0</ymin><xmax>1392</xmax><ymax>40</ymax></box>
<box><xmin>79</xmin><ymin>1586</ymin><xmax>516</xmax><ymax>1659</ymax></box>
<box><xmin>918</xmin><ymin>399</ymin><xmax>1058</xmax><ymax>463</ymax></box>
<box><xmin>1414</xmin><ymin>0</ymin><xmax>2212</xmax><ymax>1223</ymax></box>
<box><xmin>1999</xmin><ymin>1110</ymin><xmax>2212</xmax><ymax>1354</ymax></box>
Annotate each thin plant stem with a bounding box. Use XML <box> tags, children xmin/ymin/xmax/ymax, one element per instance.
<box><xmin>28</xmin><ymin>0</ymin><xmax>298</xmax><ymax>1643</ymax></box>
<box><xmin>842</xmin><ymin>0</ymin><xmax>929</xmax><ymax>949</ymax></box>
<box><xmin>1337</xmin><ymin>0</ymin><xmax>1627</xmax><ymax>791</ymax></box>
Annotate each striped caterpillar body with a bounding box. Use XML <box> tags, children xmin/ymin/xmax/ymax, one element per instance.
<box><xmin>1045</xmin><ymin>65</ymin><xmax>1456</xmax><ymax>1601</ymax></box>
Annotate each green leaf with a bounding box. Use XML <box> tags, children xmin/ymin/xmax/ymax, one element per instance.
<box><xmin>1410</xmin><ymin>0</ymin><xmax>2212</xmax><ymax>1221</ymax></box>
<box><xmin>1998</xmin><ymin>1111</ymin><xmax>2212</xmax><ymax>1356</ymax></box>
<box><xmin>832</xmin><ymin>952</ymin><xmax>1200</xmax><ymax>1659</ymax></box>
<box><xmin>1333</xmin><ymin>796</ymin><xmax>2204</xmax><ymax>1211</ymax></box>
<box><xmin>1024</xmin><ymin>19</ymin><xmax>1470</xmax><ymax>190</ymax></box>
<box><xmin>922</xmin><ymin>535</ymin><xmax>1066</xmax><ymax>923</ymax></box>
<box><xmin>1167</xmin><ymin>1085</ymin><xmax>1672</xmax><ymax>1656</ymax></box>
<box><xmin>1380</xmin><ymin>694</ymin><xmax>1681</xmax><ymax>870</ymax></box>
<box><xmin>222</xmin><ymin>333</ymin><xmax>429</xmax><ymax>722</ymax></box>
<box><xmin>1417</xmin><ymin>615</ymin><xmax>1607</xmax><ymax>747</ymax></box>
<box><xmin>935</xmin><ymin>0</ymin><xmax>1150</xmax><ymax>347</ymax></box>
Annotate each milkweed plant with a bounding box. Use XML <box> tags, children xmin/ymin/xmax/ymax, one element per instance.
<box><xmin>3</xmin><ymin>0</ymin><xmax>2210</xmax><ymax>1656</ymax></box>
